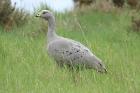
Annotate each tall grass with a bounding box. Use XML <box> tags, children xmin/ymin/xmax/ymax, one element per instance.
<box><xmin>0</xmin><ymin>9</ymin><xmax>140</xmax><ymax>93</ymax></box>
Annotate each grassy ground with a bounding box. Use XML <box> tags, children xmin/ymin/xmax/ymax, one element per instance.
<box><xmin>0</xmin><ymin>9</ymin><xmax>140</xmax><ymax>93</ymax></box>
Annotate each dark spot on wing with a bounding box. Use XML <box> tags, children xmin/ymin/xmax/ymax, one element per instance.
<box><xmin>69</xmin><ymin>52</ymin><xmax>72</xmax><ymax>55</ymax></box>
<box><xmin>71</xmin><ymin>56</ymin><xmax>80</xmax><ymax>61</ymax></box>
<box><xmin>75</xmin><ymin>50</ymin><xmax>80</xmax><ymax>53</ymax></box>
<box><xmin>66</xmin><ymin>50</ymin><xmax>69</xmax><ymax>52</ymax></box>
<box><xmin>73</xmin><ymin>58</ymin><xmax>76</xmax><ymax>61</ymax></box>
<box><xmin>98</xmin><ymin>62</ymin><xmax>102</xmax><ymax>67</ymax></box>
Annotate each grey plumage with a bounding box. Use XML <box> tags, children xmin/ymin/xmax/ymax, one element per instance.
<box><xmin>36</xmin><ymin>10</ymin><xmax>107</xmax><ymax>73</ymax></box>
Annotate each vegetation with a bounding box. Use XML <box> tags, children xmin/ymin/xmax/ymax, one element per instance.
<box><xmin>0</xmin><ymin>0</ymin><xmax>29</xmax><ymax>31</ymax></box>
<box><xmin>0</xmin><ymin>1</ymin><xmax>140</xmax><ymax>93</ymax></box>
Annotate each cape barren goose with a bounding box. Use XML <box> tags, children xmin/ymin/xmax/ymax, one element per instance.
<box><xmin>36</xmin><ymin>10</ymin><xmax>107</xmax><ymax>73</ymax></box>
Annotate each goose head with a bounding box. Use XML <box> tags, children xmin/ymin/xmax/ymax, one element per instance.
<box><xmin>36</xmin><ymin>10</ymin><xmax>53</xmax><ymax>20</ymax></box>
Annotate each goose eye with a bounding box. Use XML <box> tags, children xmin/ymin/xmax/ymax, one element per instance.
<box><xmin>42</xmin><ymin>12</ymin><xmax>46</xmax><ymax>14</ymax></box>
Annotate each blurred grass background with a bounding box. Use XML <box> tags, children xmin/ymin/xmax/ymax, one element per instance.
<box><xmin>0</xmin><ymin>0</ymin><xmax>140</xmax><ymax>93</ymax></box>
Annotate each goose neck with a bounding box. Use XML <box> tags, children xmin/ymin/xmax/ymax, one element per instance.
<box><xmin>47</xmin><ymin>17</ymin><xmax>57</xmax><ymax>42</ymax></box>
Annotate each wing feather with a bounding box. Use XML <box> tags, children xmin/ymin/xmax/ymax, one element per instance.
<box><xmin>47</xmin><ymin>37</ymin><xmax>94</xmax><ymax>65</ymax></box>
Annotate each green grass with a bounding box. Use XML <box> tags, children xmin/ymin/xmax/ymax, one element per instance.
<box><xmin>0</xmin><ymin>10</ymin><xmax>140</xmax><ymax>93</ymax></box>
